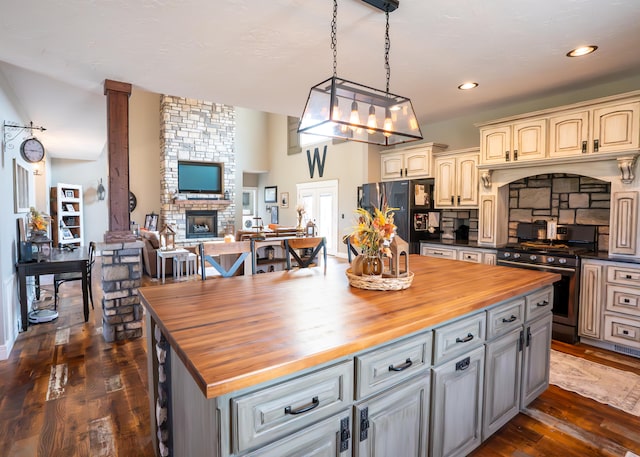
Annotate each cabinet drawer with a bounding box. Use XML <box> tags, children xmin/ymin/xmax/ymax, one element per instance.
<box><xmin>459</xmin><ymin>250</ymin><xmax>482</xmax><ymax>263</ymax></box>
<box><xmin>607</xmin><ymin>265</ymin><xmax>640</xmax><ymax>287</ymax></box>
<box><xmin>434</xmin><ymin>313</ymin><xmax>486</xmax><ymax>364</ymax></box>
<box><xmin>231</xmin><ymin>360</ymin><xmax>353</xmax><ymax>453</ymax></box>
<box><xmin>486</xmin><ymin>298</ymin><xmax>525</xmax><ymax>339</ymax></box>
<box><xmin>603</xmin><ymin>313</ymin><xmax>640</xmax><ymax>349</ymax></box>
<box><xmin>421</xmin><ymin>246</ymin><xmax>457</xmax><ymax>259</ymax></box>
<box><xmin>525</xmin><ymin>286</ymin><xmax>553</xmax><ymax>322</ymax></box>
<box><xmin>355</xmin><ymin>332</ymin><xmax>432</xmax><ymax>399</ymax></box>
<box><xmin>606</xmin><ymin>284</ymin><xmax>640</xmax><ymax>316</ymax></box>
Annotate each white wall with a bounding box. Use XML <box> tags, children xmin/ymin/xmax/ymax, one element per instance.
<box><xmin>0</xmin><ymin>67</ymin><xmax>34</xmax><ymax>358</ymax></box>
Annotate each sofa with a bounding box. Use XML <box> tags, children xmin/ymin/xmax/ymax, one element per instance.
<box><xmin>140</xmin><ymin>230</ymin><xmax>172</xmax><ymax>278</ymax></box>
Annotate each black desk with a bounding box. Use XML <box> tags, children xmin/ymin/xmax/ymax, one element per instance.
<box><xmin>16</xmin><ymin>247</ymin><xmax>90</xmax><ymax>331</ymax></box>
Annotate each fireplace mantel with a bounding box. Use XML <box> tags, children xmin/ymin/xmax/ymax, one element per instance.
<box><xmin>172</xmin><ymin>199</ymin><xmax>231</xmax><ymax>208</ymax></box>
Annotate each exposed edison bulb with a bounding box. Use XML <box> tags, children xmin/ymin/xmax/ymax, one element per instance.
<box><xmin>409</xmin><ymin>116</ymin><xmax>419</xmax><ymax>131</ymax></box>
<box><xmin>367</xmin><ymin>105</ymin><xmax>377</xmax><ymax>134</ymax></box>
<box><xmin>349</xmin><ymin>100</ymin><xmax>361</xmax><ymax>126</ymax></box>
<box><xmin>383</xmin><ymin>107</ymin><xmax>393</xmax><ymax>138</ymax></box>
<box><xmin>331</xmin><ymin>98</ymin><xmax>341</xmax><ymax>121</ymax></box>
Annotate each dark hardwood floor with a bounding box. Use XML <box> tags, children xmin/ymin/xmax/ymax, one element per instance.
<box><xmin>1</xmin><ymin>262</ymin><xmax>639</xmax><ymax>456</ymax></box>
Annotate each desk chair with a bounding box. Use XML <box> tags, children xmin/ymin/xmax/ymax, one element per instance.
<box><xmin>284</xmin><ymin>237</ymin><xmax>327</xmax><ymax>274</ymax></box>
<box><xmin>54</xmin><ymin>241</ymin><xmax>96</xmax><ymax>310</ymax></box>
<box><xmin>200</xmin><ymin>241</ymin><xmax>255</xmax><ymax>279</ymax></box>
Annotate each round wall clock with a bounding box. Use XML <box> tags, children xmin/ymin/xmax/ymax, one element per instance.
<box><xmin>129</xmin><ymin>191</ymin><xmax>137</xmax><ymax>212</ymax></box>
<box><xmin>20</xmin><ymin>137</ymin><xmax>45</xmax><ymax>163</ymax></box>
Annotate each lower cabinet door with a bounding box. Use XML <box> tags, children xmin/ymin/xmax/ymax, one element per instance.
<box><xmin>521</xmin><ymin>313</ymin><xmax>552</xmax><ymax>408</ymax></box>
<box><xmin>354</xmin><ymin>373</ymin><xmax>430</xmax><ymax>457</ymax></box>
<box><xmin>483</xmin><ymin>328</ymin><xmax>523</xmax><ymax>439</ymax></box>
<box><xmin>245</xmin><ymin>411</ymin><xmax>352</xmax><ymax>457</ymax></box>
<box><xmin>431</xmin><ymin>345</ymin><xmax>485</xmax><ymax>457</ymax></box>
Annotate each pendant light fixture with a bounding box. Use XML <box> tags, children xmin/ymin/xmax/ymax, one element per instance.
<box><xmin>298</xmin><ymin>0</ymin><xmax>422</xmax><ymax>146</ymax></box>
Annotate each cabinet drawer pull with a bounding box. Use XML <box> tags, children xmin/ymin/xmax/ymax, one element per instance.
<box><xmin>456</xmin><ymin>356</ymin><xmax>471</xmax><ymax>371</ymax></box>
<box><xmin>536</xmin><ymin>300</ymin><xmax>549</xmax><ymax>307</ymax></box>
<box><xmin>594</xmin><ymin>139</ymin><xmax>599</xmax><ymax>152</ymax></box>
<box><xmin>622</xmin><ymin>329</ymin><xmax>630</xmax><ymax>335</ymax></box>
<box><xmin>624</xmin><ymin>298</ymin><xmax>631</xmax><ymax>304</ymax></box>
<box><xmin>451</xmin><ymin>195</ymin><xmax>454</xmax><ymax>205</ymax></box>
<box><xmin>513</xmin><ymin>149</ymin><xmax>518</xmax><ymax>161</ymax></box>
<box><xmin>582</xmin><ymin>141</ymin><xmax>587</xmax><ymax>153</ymax></box>
<box><xmin>455</xmin><ymin>333</ymin><xmax>474</xmax><ymax>343</ymax></box>
<box><xmin>457</xmin><ymin>195</ymin><xmax>461</xmax><ymax>205</ymax></box>
<box><xmin>284</xmin><ymin>396</ymin><xmax>319</xmax><ymax>415</ymax></box>
<box><xmin>626</xmin><ymin>274</ymin><xmax>633</xmax><ymax>279</ymax></box>
<box><xmin>505</xmin><ymin>150</ymin><xmax>510</xmax><ymax>162</ymax></box>
<box><xmin>502</xmin><ymin>315</ymin><xmax>517</xmax><ymax>323</ymax></box>
<box><xmin>388</xmin><ymin>358</ymin><xmax>413</xmax><ymax>372</ymax></box>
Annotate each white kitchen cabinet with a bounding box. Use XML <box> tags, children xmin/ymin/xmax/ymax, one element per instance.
<box><xmin>380</xmin><ymin>143</ymin><xmax>447</xmax><ymax>181</ymax></box>
<box><xmin>421</xmin><ymin>242</ymin><xmax>496</xmax><ymax>265</ymax></box>
<box><xmin>610</xmin><ymin>191</ymin><xmax>638</xmax><ymax>256</ymax></box>
<box><xmin>431</xmin><ymin>345</ymin><xmax>485</xmax><ymax>457</ymax></box>
<box><xmin>579</xmin><ymin>260</ymin><xmax>604</xmax><ymax>339</ymax></box>
<box><xmin>354</xmin><ymin>374</ymin><xmax>430</xmax><ymax>457</ymax></box>
<box><xmin>420</xmin><ymin>244</ymin><xmax>457</xmax><ymax>259</ymax></box>
<box><xmin>479</xmin><ymin>119</ymin><xmax>546</xmax><ymax>165</ymax></box>
<box><xmin>434</xmin><ymin>148</ymin><xmax>479</xmax><ymax>208</ymax></box>
<box><xmin>520</xmin><ymin>313</ymin><xmax>553</xmax><ymax>407</ymax></box>
<box><xmin>549</xmin><ymin>100</ymin><xmax>640</xmax><ymax>158</ymax></box>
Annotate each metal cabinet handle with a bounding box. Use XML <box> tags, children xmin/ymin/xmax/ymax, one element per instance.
<box><xmin>505</xmin><ymin>150</ymin><xmax>510</xmax><ymax>162</ymax></box>
<box><xmin>389</xmin><ymin>358</ymin><xmax>413</xmax><ymax>372</ymax></box>
<box><xmin>455</xmin><ymin>333</ymin><xmax>474</xmax><ymax>343</ymax></box>
<box><xmin>536</xmin><ymin>300</ymin><xmax>549</xmax><ymax>307</ymax></box>
<box><xmin>513</xmin><ymin>149</ymin><xmax>518</xmax><ymax>161</ymax></box>
<box><xmin>582</xmin><ymin>141</ymin><xmax>587</xmax><ymax>153</ymax></box>
<box><xmin>456</xmin><ymin>356</ymin><xmax>471</xmax><ymax>371</ymax></box>
<box><xmin>626</xmin><ymin>274</ymin><xmax>633</xmax><ymax>279</ymax></box>
<box><xmin>451</xmin><ymin>195</ymin><xmax>454</xmax><ymax>205</ymax></box>
<box><xmin>594</xmin><ymin>139</ymin><xmax>599</xmax><ymax>152</ymax></box>
<box><xmin>502</xmin><ymin>315</ymin><xmax>517</xmax><ymax>323</ymax></box>
<box><xmin>285</xmin><ymin>396</ymin><xmax>319</xmax><ymax>415</ymax></box>
<box><xmin>457</xmin><ymin>196</ymin><xmax>461</xmax><ymax>205</ymax></box>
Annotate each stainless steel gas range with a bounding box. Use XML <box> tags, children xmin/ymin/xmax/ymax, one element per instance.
<box><xmin>497</xmin><ymin>222</ymin><xmax>598</xmax><ymax>344</ymax></box>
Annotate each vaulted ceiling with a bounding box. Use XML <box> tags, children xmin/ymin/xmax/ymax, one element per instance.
<box><xmin>1</xmin><ymin>0</ymin><xmax>639</xmax><ymax>159</ymax></box>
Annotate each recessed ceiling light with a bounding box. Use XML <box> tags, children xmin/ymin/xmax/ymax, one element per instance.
<box><xmin>458</xmin><ymin>82</ymin><xmax>479</xmax><ymax>90</ymax></box>
<box><xmin>566</xmin><ymin>45</ymin><xmax>598</xmax><ymax>57</ymax></box>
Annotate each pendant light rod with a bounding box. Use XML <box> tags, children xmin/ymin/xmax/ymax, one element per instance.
<box><xmin>361</xmin><ymin>0</ymin><xmax>399</xmax><ymax>13</ymax></box>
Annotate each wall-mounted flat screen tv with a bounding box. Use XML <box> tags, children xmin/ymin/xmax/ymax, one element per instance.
<box><xmin>177</xmin><ymin>161</ymin><xmax>224</xmax><ymax>194</ymax></box>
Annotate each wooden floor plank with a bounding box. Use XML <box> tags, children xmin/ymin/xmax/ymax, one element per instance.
<box><xmin>1</xmin><ymin>260</ymin><xmax>639</xmax><ymax>456</ymax></box>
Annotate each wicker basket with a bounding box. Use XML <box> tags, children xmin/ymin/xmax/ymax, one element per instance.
<box><xmin>346</xmin><ymin>268</ymin><xmax>414</xmax><ymax>291</ymax></box>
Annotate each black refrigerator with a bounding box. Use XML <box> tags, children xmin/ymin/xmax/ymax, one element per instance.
<box><xmin>360</xmin><ymin>179</ymin><xmax>441</xmax><ymax>254</ymax></box>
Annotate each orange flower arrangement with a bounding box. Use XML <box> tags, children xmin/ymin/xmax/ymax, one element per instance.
<box><xmin>349</xmin><ymin>205</ymin><xmax>397</xmax><ymax>257</ymax></box>
<box><xmin>29</xmin><ymin>207</ymin><xmax>49</xmax><ymax>233</ymax></box>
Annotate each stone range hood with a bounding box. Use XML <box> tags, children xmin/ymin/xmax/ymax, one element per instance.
<box><xmin>477</xmin><ymin>152</ymin><xmax>640</xmax><ymax>255</ymax></box>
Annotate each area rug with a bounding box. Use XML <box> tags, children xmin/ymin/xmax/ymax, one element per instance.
<box><xmin>549</xmin><ymin>350</ymin><xmax>640</xmax><ymax>417</ymax></box>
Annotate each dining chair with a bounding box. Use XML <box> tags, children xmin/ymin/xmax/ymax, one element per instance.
<box><xmin>199</xmin><ymin>241</ymin><xmax>255</xmax><ymax>279</ymax></box>
<box><xmin>284</xmin><ymin>236</ymin><xmax>327</xmax><ymax>274</ymax></box>
<box><xmin>54</xmin><ymin>241</ymin><xmax>96</xmax><ymax>310</ymax></box>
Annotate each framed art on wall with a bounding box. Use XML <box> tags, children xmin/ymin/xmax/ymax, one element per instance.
<box><xmin>265</xmin><ymin>186</ymin><xmax>277</xmax><ymax>203</ymax></box>
<box><xmin>280</xmin><ymin>192</ymin><xmax>289</xmax><ymax>208</ymax></box>
<box><xmin>13</xmin><ymin>159</ymin><xmax>30</xmax><ymax>213</ymax></box>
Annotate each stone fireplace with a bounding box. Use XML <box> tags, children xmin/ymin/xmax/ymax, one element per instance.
<box><xmin>159</xmin><ymin>96</ymin><xmax>236</xmax><ymax>244</ymax></box>
<box><xmin>185</xmin><ymin>210</ymin><xmax>218</xmax><ymax>239</ymax></box>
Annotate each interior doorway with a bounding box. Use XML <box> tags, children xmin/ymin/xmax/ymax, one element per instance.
<box><xmin>296</xmin><ymin>180</ymin><xmax>338</xmax><ymax>256</ymax></box>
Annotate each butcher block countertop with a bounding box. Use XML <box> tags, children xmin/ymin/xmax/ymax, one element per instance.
<box><xmin>139</xmin><ymin>255</ymin><xmax>559</xmax><ymax>398</ymax></box>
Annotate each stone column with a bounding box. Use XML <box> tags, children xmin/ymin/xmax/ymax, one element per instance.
<box><xmin>100</xmin><ymin>240</ymin><xmax>145</xmax><ymax>342</ymax></box>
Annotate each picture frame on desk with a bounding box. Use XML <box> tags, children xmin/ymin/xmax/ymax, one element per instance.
<box><xmin>145</xmin><ymin>213</ymin><xmax>158</xmax><ymax>232</ymax></box>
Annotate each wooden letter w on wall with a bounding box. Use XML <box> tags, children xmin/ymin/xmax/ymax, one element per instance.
<box><xmin>306</xmin><ymin>146</ymin><xmax>327</xmax><ymax>179</ymax></box>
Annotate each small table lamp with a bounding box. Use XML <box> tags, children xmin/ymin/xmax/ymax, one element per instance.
<box><xmin>388</xmin><ymin>235</ymin><xmax>409</xmax><ymax>277</ymax></box>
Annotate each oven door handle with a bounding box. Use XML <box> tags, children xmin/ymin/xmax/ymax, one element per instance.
<box><xmin>497</xmin><ymin>260</ymin><xmax>576</xmax><ymax>274</ymax></box>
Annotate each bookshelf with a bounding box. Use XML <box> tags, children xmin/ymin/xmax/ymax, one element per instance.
<box><xmin>50</xmin><ymin>183</ymin><xmax>84</xmax><ymax>247</ymax></box>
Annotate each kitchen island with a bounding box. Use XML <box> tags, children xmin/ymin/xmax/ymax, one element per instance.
<box><xmin>140</xmin><ymin>255</ymin><xmax>559</xmax><ymax>457</ymax></box>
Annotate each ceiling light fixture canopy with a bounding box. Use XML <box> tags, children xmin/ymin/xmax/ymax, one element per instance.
<box><xmin>566</xmin><ymin>45</ymin><xmax>598</xmax><ymax>57</ymax></box>
<box><xmin>298</xmin><ymin>0</ymin><xmax>422</xmax><ymax>146</ymax></box>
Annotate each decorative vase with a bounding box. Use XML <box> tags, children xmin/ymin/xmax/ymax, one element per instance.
<box><xmin>362</xmin><ymin>254</ymin><xmax>383</xmax><ymax>276</ymax></box>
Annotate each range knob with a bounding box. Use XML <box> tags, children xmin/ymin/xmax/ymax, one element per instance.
<box><xmin>529</xmin><ymin>255</ymin><xmax>537</xmax><ymax>261</ymax></box>
<box><xmin>547</xmin><ymin>257</ymin><xmax>555</xmax><ymax>263</ymax></box>
<box><xmin>503</xmin><ymin>252</ymin><xmax>511</xmax><ymax>258</ymax></box>
<box><xmin>558</xmin><ymin>258</ymin><xmax>567</xmax><ymax>264</ymax></box>
<box><xmin>513</xmin><ymin>253</ymin><xmax>521</xmax><ymax>259</ymax></box>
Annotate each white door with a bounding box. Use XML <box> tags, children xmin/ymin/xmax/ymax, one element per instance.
<box><xmin>297</xmin><ymin>180</ymin><xmax>338</xmax><ymax>256</ymax></box>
